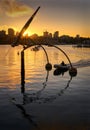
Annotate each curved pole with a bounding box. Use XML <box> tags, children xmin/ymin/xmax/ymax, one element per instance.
<box><xmin>24</xmin><ymin>44</ymin><xmax>49</xmax><ymax>63</ymax></box>
<box><xmin>24</xmin><ymin>38</ymin><xmax>72</xmax><ymax>68</ymax></box>
<box><xmin>40</xmin><ymin>45</ymin><xmax>49</xmax><ymax>63</ymax></box>
<box><xmin>48</xmin><ymin>44</ymin><xmax>73</xmax><ymax>68</ymax></box>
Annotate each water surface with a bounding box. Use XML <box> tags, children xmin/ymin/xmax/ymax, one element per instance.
<box><xmin>0</xmin><ymin>45</ymin><xmax>90</xmax><ymax>130</ymax></box>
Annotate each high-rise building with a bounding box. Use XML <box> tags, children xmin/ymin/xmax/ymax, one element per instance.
<box><xmin>49</xmin><ymin>33</ymin><xmax>52</xmax><ymax>38</ymax></box>
<box><xmin>43</xmin><ymin>31</ymin><xmax>49</xmax><ymax>37</ymax></box>
<box><xmin>53</xmin><ymin>31</ymin><xmax>59</xmax><ymax>38</ymax></box>
<box><xmin>0</xmin><ymin>30</ymin><xmax>6</xmax><ymax>36</ymax></box>
<box><xmin>8</xmin><ymin>28</ymin><xmax>15</xmax><ymax>36</ymax></box>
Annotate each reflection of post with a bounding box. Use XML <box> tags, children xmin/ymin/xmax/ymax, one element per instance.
<box><xmin>21</xmin><ymin>50</ymin><xmax>25</xmax><ymax>93</ymax></box>
<box><xmin>59</xmin><ymin>76</ymin><xmax>72</xmax><ymax>95</ymax></box>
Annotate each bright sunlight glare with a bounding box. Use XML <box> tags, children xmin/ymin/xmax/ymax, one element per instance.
<box><xmin>23</xmin><ymin>31</ymin><xmax>31</xmax><ymax>36</ymax></box>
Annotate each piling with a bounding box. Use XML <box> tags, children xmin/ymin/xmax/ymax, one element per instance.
<box><xmin>21</xmin><ymin>50</ymin><xmax>25</xmax><ymax>93</ymax></box>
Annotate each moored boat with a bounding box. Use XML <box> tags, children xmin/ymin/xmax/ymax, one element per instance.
<box><xmin>31</xmin><ymin>46</ymin><xmax>40</xmax><ymax>51</ymax></box>
<box><xmin>54</xmin><ymin>63</ymin><xmax>69</xmax><ymax>71</ymax></box>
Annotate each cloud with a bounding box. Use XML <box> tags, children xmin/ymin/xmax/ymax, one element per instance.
<box><xmin>0</xmin><ymin>0</ymin><xmax>33</xmax><ymax>17</ymax></box>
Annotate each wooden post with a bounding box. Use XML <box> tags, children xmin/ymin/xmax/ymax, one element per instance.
<box><xmin>21</xmin><ymin>50</ymin><xmax>25</xmax><ymax>93</ymax></box>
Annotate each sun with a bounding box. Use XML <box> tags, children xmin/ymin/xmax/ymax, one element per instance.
<box><xmin>23</xmin><ymin>30</ymin><xmax>31</xmax><ymax>36</ymax></box>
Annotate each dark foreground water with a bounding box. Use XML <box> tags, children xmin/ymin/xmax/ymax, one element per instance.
<box><xmin>0</xmin><ymin>45</ymin><xmax>90</xmax><ymax>130</ymax></box>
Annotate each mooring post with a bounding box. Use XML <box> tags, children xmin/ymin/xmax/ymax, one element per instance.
<box><xmin>21</xmin><ymin>50</ymin><xmax>25</xmax><ymax>93</ymax></box>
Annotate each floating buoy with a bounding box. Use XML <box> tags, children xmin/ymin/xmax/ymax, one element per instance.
<box><xmin>69</xmin><ymin>67</ymin><xmax>77</xmax><ymax>77</ymax></box>
<box><xmin>45</xmin><ymin>63</ymin><xmax>52</xmax><ymax>71</ymax></box>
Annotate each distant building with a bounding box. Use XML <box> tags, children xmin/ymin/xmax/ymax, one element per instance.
<box><xmin>0</xmin><ymin>30</ymin><xmax>7</xmax><ymax>44</ymax></box>
<box><xmin>43</xmin><ymin>31</ymin><xmax>53</xmax><ymax>38</ymax></box>
<box><xmin>0</xmin><ymin>30</ymin><xmax>6</xmax><ymax>36</ymax></box>
<box><xmin>30</xmin><ymin>34</ymin><xmax>38</xmax><ymax>39</ymax></box>
<box><xmin>53</xmin><ymin>31</ymin><xmax>59</xmax><ymax>38</ymax></box>
<box><xmin>43</xmin><ymin>31</ymin><xmax>49</xmax><ymax>37</ymax></box>
<box><xmin>8</xmin><ymin>28</ymin><xmax>15</xmax><ymax>36</ymax></box>
<box><xmin>76</xmin><ymin>34</ymin><xmax>80</xmax><ymax>38</ymax></box>
<box><xmin>48</xmin><ymin>33</ymin><xmax>52</xmax><ymax>38</ymax></box>
<box><xmin>16</xmin><ymin>31</ymin><xmax>19</xmax><ymax>36</ymax></box>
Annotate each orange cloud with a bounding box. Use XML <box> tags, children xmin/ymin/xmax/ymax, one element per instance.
<box><xmin>0</xmin><ymin>0</ymin><xmax>33</xmax><ymax>17</ymax></box>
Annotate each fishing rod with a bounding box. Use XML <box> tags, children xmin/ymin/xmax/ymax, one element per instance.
<box><xmin>11</xmin><ymin>6</ymin><xmax>40</xmax><ymax>47</ymax></box>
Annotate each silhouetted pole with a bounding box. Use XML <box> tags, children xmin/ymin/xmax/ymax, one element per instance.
<box><xmin>11</xmin><ymin>6</ymin><xmax>40</xmax><ymax>47</ymax></box>
<box><xmin>21</xmin><ymin>50</ymin><xmax>25</xmax><ymax>93</ymax></box>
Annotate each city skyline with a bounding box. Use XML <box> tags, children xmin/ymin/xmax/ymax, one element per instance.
<box><xmin>0</xmin><ymin>26</ymin><xmax>90</xmax><ymax>47</ymax></box>
<box><xmin>0</xmin><ymin>27</ymin><xmax>84</xmax><ymax>38</ymax></box>
<box><xmin>0</xmin><ymin>0</ymin><xmax>90</xmax><ymax>37</ymax></box>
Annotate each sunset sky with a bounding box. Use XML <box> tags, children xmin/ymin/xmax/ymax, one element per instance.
<box><xmin>0</xmin><ymin>0</ymin><xmax>90</xmax><ymax>37</ymax></box>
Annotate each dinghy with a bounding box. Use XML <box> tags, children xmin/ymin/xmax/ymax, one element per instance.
<box><xmin>54</xmin><ymin>61</ymin><xmax>69</xmax><ymax>71</ymax></box>
<box><xmin>54</xmin><ymin>64</ymin><xmax>69</xmax><ymax>71</ymax></box>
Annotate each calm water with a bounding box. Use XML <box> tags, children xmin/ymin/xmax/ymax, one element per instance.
<box><xmin>0</xmin><ymin>45</ymin><xmax>90</xmax><ymax>130</ymax></box>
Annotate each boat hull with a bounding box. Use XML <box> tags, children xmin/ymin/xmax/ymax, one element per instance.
<box><xmin>54</xmin><ymin>64</ymin><xmax>69</xmax><ymax>71</ymax></box>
